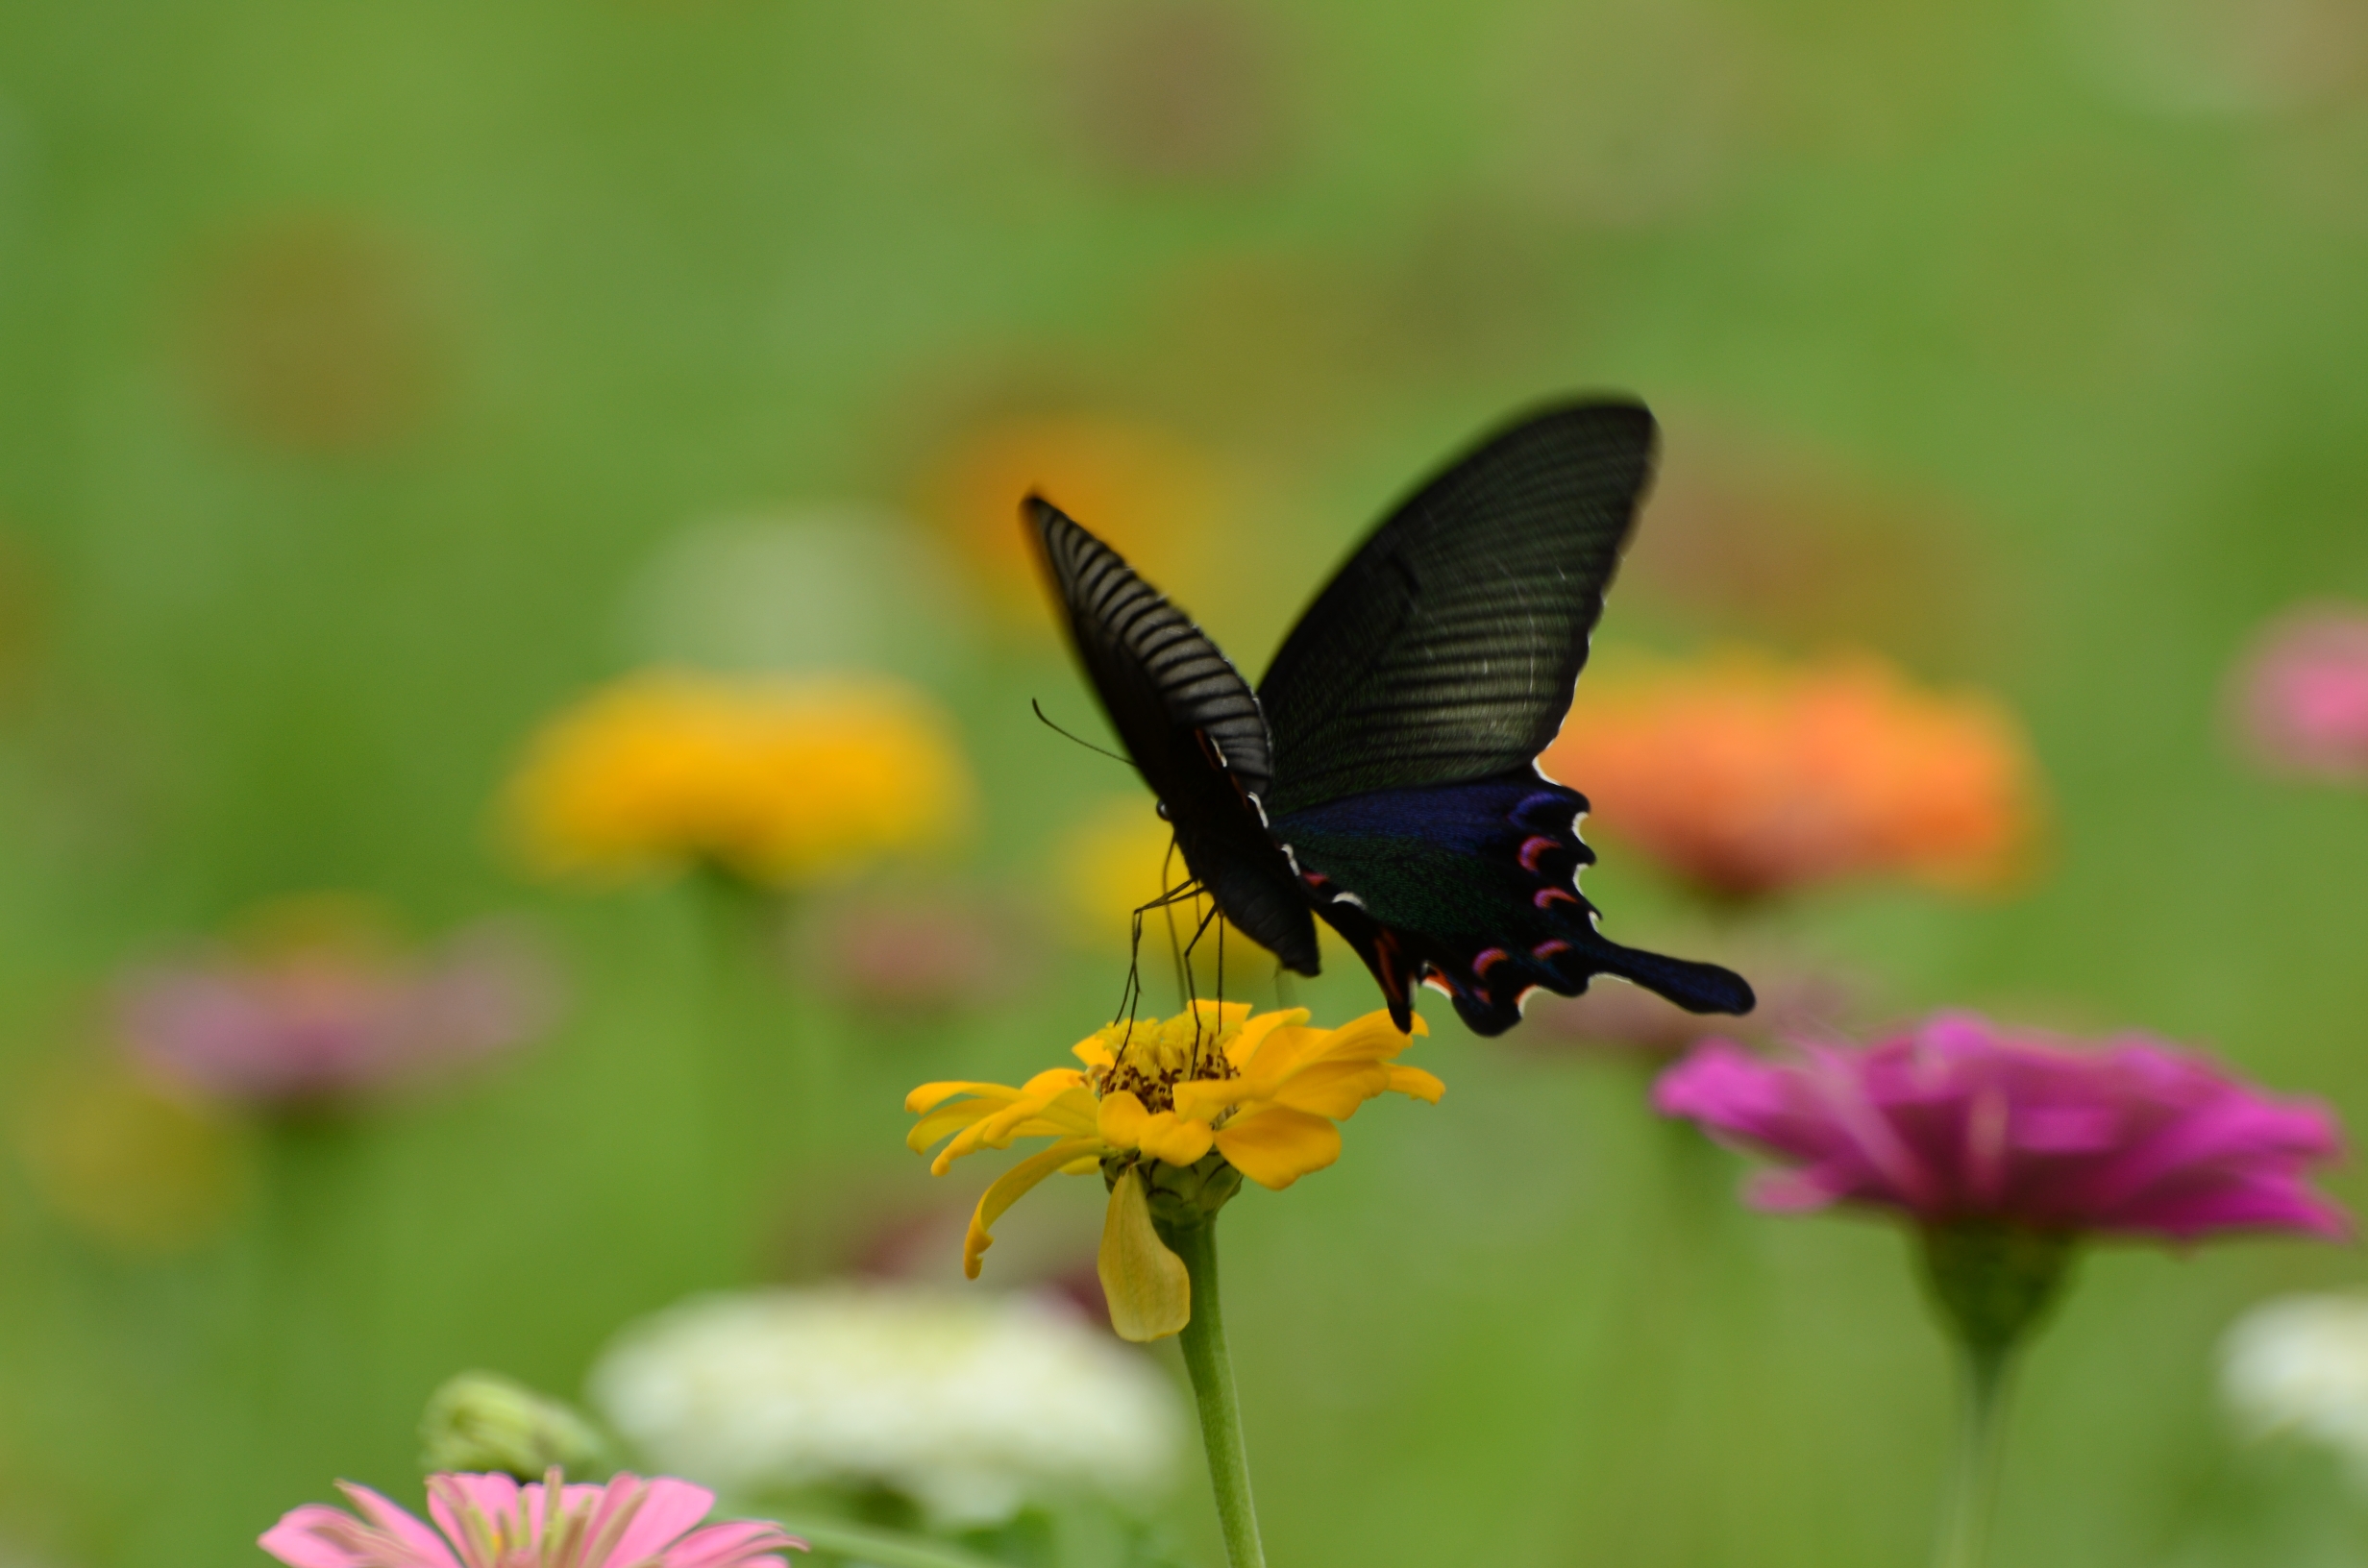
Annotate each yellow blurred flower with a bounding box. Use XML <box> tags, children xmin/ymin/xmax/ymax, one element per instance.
<box><xmin>1053</xmin><ymin>796</ymin><xmax>1179</xmax><ymax>945</ymax></box>
<box><xmin>14</xmin><ymin>1062</ymin><xmax>252</xmax><ymax>1254</ymax></box>
<box><xmin>923</xmin><ymin>414</ymin><xmax>1230</xmax><ymax>625</ymax></box>
<box><xmin>1541</xmin><ymin>649</ymin><xmax>2041</xmax><ymax>902</ymax></box>
<box><xmin>1053</xmin><ymin>796</ymin><xmax>1348</xmax><ymax>969</ymax></box>
<box><xmin>507</xmin><ymin>670</ymin><xmax>973</xmax><ymax>889</ymax></box>
<box><xmin>906</xmin><ymin>1003</ymin><xmax>1439</xmax><ymax>1342</ymax></box>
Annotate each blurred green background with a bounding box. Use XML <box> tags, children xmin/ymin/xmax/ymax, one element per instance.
<box><xmin>6</xmin><ymin>0</ymin><xmax>2368</xmax><ymax>1564</ymax></box>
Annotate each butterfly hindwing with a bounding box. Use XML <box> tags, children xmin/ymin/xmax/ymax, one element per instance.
<box><xmin>1276</xmin><ymin>773</ymin><xmax>1755</xmax><ymax>1036</ymax></box>
<box><xmin>1025</xmin><ymin>498</ymin><xmax>1320</xmax><ymax>972</ymax></box>
<box><xmin>1257</xmin><ymin>402</ymin><xmax>1655</xmax><ymax>819</ymax></box>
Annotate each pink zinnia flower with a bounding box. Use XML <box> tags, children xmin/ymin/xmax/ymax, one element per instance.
<box><xmin>260</xmin><ymin>1471</ymin><xmax>803</xmax><ymax>1568</ymax></box>
<box><xmin>114</xmin><ymin>921</ymin><xmax>557</xmax><ymax>1108</ymax></box>
<box><xmin>1653</xmin><ymin>1012</ymin><xmax>2348</xmax><ymax>1240</ymax></box>
<box><xmin>2230</xmin><ymin>603</ymin><xmax>2368</xmax><ymax>780</ymax></box>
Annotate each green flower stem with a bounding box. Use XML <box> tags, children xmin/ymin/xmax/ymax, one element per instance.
<box><xmin>1932</xmin><ymin>1341</ymin><xmax>2012</xmax><ymax>1568</ymax></box>
<box><xmin>1166</xmin><ymin>1216</ymin><xmax>1267</xmax><ymax>1568</ymax></box>
<box><xmin>769</xmin><ymin>1517</ymin><xmax>1003</xmax><ymax>1568</ymax></box>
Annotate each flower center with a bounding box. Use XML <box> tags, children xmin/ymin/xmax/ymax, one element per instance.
<box><xmin>1092</xmin><ymin>1011</ymin><xmax>1241</xmax><ymax>1114</ymax></box>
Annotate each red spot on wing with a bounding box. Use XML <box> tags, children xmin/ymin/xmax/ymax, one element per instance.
<box><xmin>1517</xmin><ymin>836</ymin><xmax>1557</xmax><ymax>872</ymax></box>
<box><xmin>1473</xmin><ymin>947</ymin><xmax>1510</xmax><ymax>976</ymax></box>
<box><xmin>1531</xmin><ymin>939</ymin><xmax>1571</xmax><ymax>960</ymax></box>
<box><xmin>1535</xmin><ymin>887</ymin><xmax>1579</xmax><ymax>910</ymax></box>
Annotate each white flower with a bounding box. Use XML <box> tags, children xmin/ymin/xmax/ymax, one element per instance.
<box><xmin>2221</xmin><ymin>1291</ymin><xmax>2368</xmax><ymax>1480</ymax></box>
<box><xmin>587</xmin><ymin>1284</ymin><xmax>1183</xmax><ymax>1529</ymax></box>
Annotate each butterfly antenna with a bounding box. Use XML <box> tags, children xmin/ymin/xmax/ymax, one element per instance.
<box><xmin>1031</xmin><ymin>700</ymin><xmax>1139</xmax><ymax>770</ymax></box>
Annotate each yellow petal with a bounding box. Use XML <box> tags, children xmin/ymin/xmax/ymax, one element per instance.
<box><xmin>1298</xmin><ymin>1010</ymin><xmax>1415</xmax><ymax>1067</ymax></box>
<box><xmin>1137</xmin><ymin>1111</ymin><xmax>1215</xmax><ymax>1166</ymax></box>
<box><xmin>1215</xmin><ymin>1107</ymin><xmax>1342</xmax><ymax>1189</ymax></box>
<box><xmin>1189</xmin><ymin>999</ymin><xmax>1256</xmax><ymax>1037</ymax></box>
<box><xmin>1239</xmin><ymin>1022</ymin><xmax>1336</xmax><ymax>1093</ymax></box>
<box><xmin>1270</xmin><ymin>1059</ymin><xmax>1393</xmax><ymax>1120</ymax></box>
<box><xmin>1386</xmin><ymin>1065</ymin><xmax>1446</xmax><ymax>1103</ymax></box>
<box><xmin>1098</xmin><ymin>1167</ymin><xmax>1191</xmax><ymax>1341</ymax></box>
<box><xmin>906</xmin><ymin>1096</ymin><xmax>998</xmax><ymax>1155</ymax></box>
<box><xmin>1031</xmin><ymin>1084</ymin><xmax>1101</xmax><ymax>1135</ymax></box>
<box><xmin>952</xmin><ymin>1069</ymin><xmax>1090</xmax><ymax>1161</ymax></box>
<box><xmin>963</xmin><ymin>1138</ymin><xmax>1099</xmax><ymax>1279</ymax></box>
<box><xmin>905</xmin><ymin>1080</ymin><xmax>1019</xmax><ymax>1115</ymax></box>
<box><xmin>1071</xmin><ymin>1037</ymin><xmax>1116</xmax><ymax>1069</ymax></box>
<box><xmin>1223</xmin><ymin>1009</ymin><xmax>1309</xmax><ymax>1074</ymax></box>
<box><xmin>1169</xmin><ymin>1076</ymin><xmax>1252</xmax><ymax>1122</ymax></box>
<box><xmin>1098</xmin><ymin>1090</ymin><xmax>1151</xmax><ymax>1150</ymax></box>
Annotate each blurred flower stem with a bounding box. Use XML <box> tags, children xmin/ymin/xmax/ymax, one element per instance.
<box><xmin>1161</xmin><ymin>1215</ymin><xmax>1265</xmax><ymax>1568</ymax></box>
<box><xmin>691</xmin><ymin>871</ymin><xmax>831</xmax><ymax>1208</ymax></box>
<box><xmin>255</xmin><ymin>1114</ymin><xmax>367</xmax><ymax>1435</ymax></box>
<box><xmin>1933</xmin><ymin>1339</ymin><xmax>2011</xmax><ymax>1568</ymax></box>
<box><xmin>1920</xmin><ymin>1225</ymin><xmax>2067</xmax><ymax>1568</ymax></box>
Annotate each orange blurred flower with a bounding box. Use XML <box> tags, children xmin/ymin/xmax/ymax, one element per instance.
<box><xmin>1541</xmin><ymin>649</ymin><xmax>2041</xmax><ymax>902</ymax></box>
<box><xmin>923</xmin><ymin>414</ymin><xmax>1231</xmax><ymax>625</ymax></box>
<box><xmin>507</xmin><ymin>670</ymin><xmax>973</xmax><ymax>890</ymax></box>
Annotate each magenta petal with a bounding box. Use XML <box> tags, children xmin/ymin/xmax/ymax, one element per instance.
<box><xmin>1655</xmin><ymin>1010</ymin><xmax>2352</xmax><ymax>1244</ymax></box>
<box><xmin>1652</xmin><ymin>1041</ymin><xmax>1775</xmax><ymax>1125</ymax></box>
<box><xmin>605</xmin><ymin>1476</ymin><xmax>717</xmax><ymax>1566</ymax></box>
<box><xmin>1747</xmin><ymin>1168</ymin><xmax>1846</xmax><ymax>1213</ymax></box>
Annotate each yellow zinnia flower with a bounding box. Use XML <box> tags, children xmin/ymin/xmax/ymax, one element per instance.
<box><xmin>906</xmin><ymin>1003</ymin><xmax>1441</xmax><ymax>1341</ymax></box>
<box><xmin>506</xmin><ymin>669</ymin><xmax>973</xmax><ymax>889</ymax></box>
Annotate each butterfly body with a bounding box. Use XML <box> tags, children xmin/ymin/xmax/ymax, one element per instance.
<box><xmin>1028</xmin><ymin>398</ymin><xmax>1753</xmax><ymax>1037</ymax></box>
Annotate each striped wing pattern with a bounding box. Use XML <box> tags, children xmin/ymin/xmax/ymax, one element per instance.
<box><xmin>1026</xmin><ymin>496</ymin><xmax>1274</xmax><ymax>805</ymax></box>
<box><xmin>1256</xmin><ymin>401</ymin><xmax>1655</xmax><ymax>819</ymax></box>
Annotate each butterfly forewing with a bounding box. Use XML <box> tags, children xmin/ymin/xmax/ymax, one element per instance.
<box><xmin>1026</xmin><ymin>497</ymin><xmax>1320</xmax><ymax>972</ymax></box>
<box><xmin>1028</xmin><ymin>497</ymin><xmax>1273</xmax><ymax>801</ymax></box>
<box><xmin>1256</xmin><ymin>402</ymin><xmax>1655</xmax><ymax>818</ymax></box>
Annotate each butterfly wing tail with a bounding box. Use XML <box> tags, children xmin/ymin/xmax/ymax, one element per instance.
<box><xmin>1578</xmin><ymin>939</ymin><xmax>1758</xmax><ymax>1017</ymax></box>
<box><xmin>1435</xmin><ymin>931</ymin><xmax>1755</xmax><ymax>1038</ymax></box>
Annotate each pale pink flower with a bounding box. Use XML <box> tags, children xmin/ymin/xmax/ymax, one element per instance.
<box><xmin>796</xmin><ymin>893</ymin><xmax>1033</xmax><ymax>1018</ymax></box>
<box><xmin>260</xmin><ymin>1471</ymin><xmax>802</xmax><ymax>1568</ymax></box>
<box><xmin>2231</xmin><ymin>604</ymin><xmax>2368</xmax><ymax>780</ymax></box>
<box><xmin>115</xmin><ymin>922</ymin><xmax>557</xmax><ymax>1108</ymax></box>
<box><xmin>1654</xmin><ymin>1011</ymin><xmax>2348</xmax><ymax>1240</ymax></box>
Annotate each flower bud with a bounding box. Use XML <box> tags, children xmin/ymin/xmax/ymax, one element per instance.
<box><xmin>419</xmin><ymin>1371</ymin><xmax>609</xmax><ymax>1480</ymax></box>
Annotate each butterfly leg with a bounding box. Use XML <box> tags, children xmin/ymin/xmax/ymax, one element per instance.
<box><xmin>1122</xmin><ymin>872</ymin><xmax>1206</xmax><ymax>1035</ymax></box>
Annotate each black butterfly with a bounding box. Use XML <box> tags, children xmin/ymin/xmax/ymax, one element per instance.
<box><xmin>1027</xmin><ymin>398</ymin><xmax>1754</xmax><ymax>1038</ymax></box>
